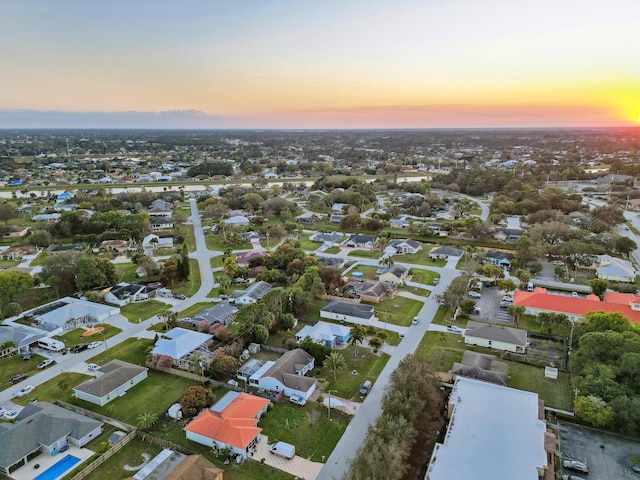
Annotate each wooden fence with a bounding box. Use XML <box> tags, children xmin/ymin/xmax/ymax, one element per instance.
<box><xmin>69</xmin><ymin>430</ymin><xmax>137</xmax><ymax>480</ymax></box>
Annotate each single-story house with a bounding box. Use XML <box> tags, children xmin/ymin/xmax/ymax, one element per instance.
<box><xmin>429</xmin><ymin>246</ymin><xmax>463</xmax><ymax>260</ymax></box>
<box><xmin>142</xmin><ymin>234</ymin><xmax>174</xmax><ymax>254</ymax></box>
<box><xmin>224</xmin><ymin>216</ymin><xmax>250</xmax><ymax>227</ymax></box>
<box><xmin>295</xmin><ymin>212</ymin><xmax>322</xmax><ymax>224</ymax></box>
<box><xmin>377</xmin><ymin>264</ymin><xmax>409</xmax><ymax>284</ymax></box>
<box><xmin>595</xmin><ymin>255</ymin><xmax>637</xmax><ymax>283</ymax></box>
<box><xmin>390</xmin><ymin>218</ymin><xmax>410</xmax><ymax>229</ymax></box>
<box><xmin>151</xmin><ymin>328</ymin><xmax>213</xmax><ymax>368</ymax></box>
<box><xmin>450</xmin><ymin>350</ymin><xmax>508</xmax><ymax>386</ymax></box>
<box><xmin>309</xmin><ymin>232</ymin><xmax>344</xmax><ymax>246</ymax></box>
<box><xmin>3</xmin><ymin>226</ymin><xmax>30</xmax><ymax>238</ymax></box>
<box><xmin>385</xmin><ymin>238</ymin><xmax>422</xmax><ymax>255</ymax></box>
<box><xmin>296</xmin><ymin>321</ymin><xmax>351</xmax><ymax>348</ymax></box>
<box><xmin>320</xmin><ymin>300</ymin><xmax>376</xmax><ymax>325</ymax></box>
<box><xmin>147</xmin><ymin>207</ymin><xmax>173</xmax><ymax>217</ymax></box>
<box><xmin>31</xmin><ymin>213</ymin><xmax>61</xmax><ymax>222</ymax></box>
<box><xmin>234</xmin><ymin>250</ymin><xmax>263</xmax><ymax>268</ymax></box>
<box><xmin>100</xmin><ymin>239</ymin><xmax>132</xmax><ymax>254</ymax></box>
<box><xmin>184</xmin><ymin>392</ymin><xmax>269</xmax><ymax>458</ymax></box>
<box><xmin>22</xmin><ymin>297</ymin><xmax>120</xmax><ymax>331</ymax></box>
<box><xmin>150</xmin><ymin>199</ymin><xmax>174</xmax><ymax>210</ymax></box>
<box><xmin>1</xmin><ymin>246</ymin><xmax>42</xmax><ymax>260</ymax></box>
<box><xmin>73</xmin><ymin>360</ymin><xmax>148</xmax><ymax>406</ymax></box>
<box><xmin>194</xmin><ymin>303</ymin><xmax>238</xmax><ymax>326</ymax></box>
<box><xmin>344</xmin><ymin>279</ymin><xmax>397</xmax><ymax>303</ymax></box>
<box><xmin>0</xmin><ymin>325</ymin><xmax>45</xmax><ymax>357</ymax></box>
<box><xmin>514</xmin><ymin>287</ymin><xmax>640</xmax><ymax>323</ymax></box>
<box><xmin>329</xmin><ymin>214</ymin><xmax>344</xmax><ymax>224</ymax></box>
<box><xmin>151</xmin><ymin>217</ymin><xmax>175</xmax><ymax>231</ymax></box>
<box><xmin>0</xmin><ymin>402</ymin><xmax>103</xmax><ymax>476</ymax></box>
<box><xmin>104</xmin><ymin>282</ymin><xmax>158</xmax><ymax>306</ymax></box>
<box><xmin>229</xmin><ymin>281</ymin><xmax>272</xmax><ymax>305</ymax></box>
<box><xmin>247</xmin><ymin>348</ymin><xmax>316</xmax><ymax>400</ymax></box>
<box><xmin>464</xmin><ymin>321</ymin><xmax>528</xmax><ymax>354</ymax></box>
<box><xmin>484</xmin><ymin>251</ymin><xmax>514</xmax><ymax>269</ymax></box>
<box><xmin>436</xmin><ymin>209</ymin><xmax>456</xmax><ymax>220</ymax></box>
<box><xmin>493</xmin><ymin>228</ymin><xmax>525</xmax><ymax>243</ymax></box>
<box><xmin>345</xmin><ymin>234</ymin><xmax>377</xmax><ymax>249</ymax></box>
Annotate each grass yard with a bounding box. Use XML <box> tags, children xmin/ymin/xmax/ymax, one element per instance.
<box><xmin>429</xmin><ymin>307</ymin><xmax>454</xmax><ymax>326</ymax></box>
<box><xmin>324</xmin><ymin>246</ymin><xmax>340</xmax><ymax>254</ymax></box>
<box><xmin>410</xmin><ymin>269</ymin><xmax>441</xmax><ymax>286</ymax></box>
<box><xmin>315</xmin><ymin>345</ymin><xmax>391</xmax><ymax>400</ymax></box>
<box><xmin>258</xmin><ymin>401</ymin><xmax>350</xmax><ymax>462</ymax></box>
<box><xmin>115</xmin><ymin>262</ymin><xmax>160</xmax><ymax>283</ymax></box>
<box><xmin>296</xmin><ymin>236</ymin><xmax>321</xmax><ymax>252</ymax></box>
<box><xmin>177</xmin><ymin>302</ymin><xmax>212</xmax><ymax>319</ymax></box>
<box><xmin>0</xmin><ymin>352</ymin><xmax>49</xmax><ymax>391</ymax></box>
<box><xmin>88</xmin><ymin>438</ymin><xmax>164</xmax><ymax>480</ymax></box>
<box><xmin>518</xmin><ymin>314</ymin><xmax>571</xmax><ymax>337</ymax></box>
<box><xmin>349</xmin><ymin>265</ymin><xmax>379</xmax><ymax>279</ymax></box>
<box><xmin>415</xmin><ymin>332</ymin><xmax>573</xmax><ymax>410</ymax></box>
<box><xmin>393</xmin><ymin>250</ymin><xmax>446</xmax><ymax>267</ymax></box>
<box><xmin>180</xmin><ymin>224</ymin><xmax>196</xmax><ymax>253</ymax></box>
<box><xmin>348</xmin><ymin>249</ymin><xmax>382</xmax><ymax>259</ymax></box>
<box><xmin>0</xmin><ymin>258</ymin><xmax>19</xmax><ymax>269</ymax></box>
<box><xmin>12</xmin><ymin>285</ymin><xmax>55</xmax><ymax>312</ymax></box>
<box><xmin>120</xmin><ymin>300</ymin><xmax>169</xmax><ymax>323</ymax></box>
<box><xmin>210</xmin><ymin>255</ymin><xmax>224</xmax><ymax>269</ymax></box>
<box><xmin>12</xmin><ymin>372</ymin><xmax>91</xmax><ymax>406</ymax></box>
<box><xmin>88</xmin><ymin>337</ymin><xmax>154</xmax><ymax>365</ymax></box>
<box><xmin>172</xmin><ymin>259</ymin><xmax>201</xmax><ymax>297</ymax></box>
<box><xmin>370</xmin><ymin>297</ymin><xmax>423</xmax><ymax>327</ymax></box>
<box><xmin>54</xmin><ymin>324</ymin><xmax>122</xmax><ymax>347</ymax></box>
<box><xmin>205</xmin><ymin>234</ymin><xmax>252</xmax><ymax>252</ymax></box>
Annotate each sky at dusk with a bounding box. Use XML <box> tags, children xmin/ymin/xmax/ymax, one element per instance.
<box><xmin>1</xmin><ymin>0</ymin><xmax>639</xmax><ymax>129</ymax></box>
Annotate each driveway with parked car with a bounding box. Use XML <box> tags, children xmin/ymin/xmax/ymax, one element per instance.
<box><xmin>469</xmin><ymin>286</ymin><xmax>513</xmax><ymax>324</ymax></box>
<box><xmin>558</xmin><ymin>421</ymin><xmax>640</xmax><ymax>479</ymax></box>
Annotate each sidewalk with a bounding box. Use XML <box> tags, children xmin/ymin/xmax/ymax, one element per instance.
<box><xmin>252</xmin><ymin>434</ymin><xmax>324</xmax><ymax>480</ymax></box>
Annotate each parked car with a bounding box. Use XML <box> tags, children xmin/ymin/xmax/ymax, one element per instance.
<box><xmin>16</xmin><ymin>385</ymin><xmax>35</xmax><ymax>397</ymax></box>
<box><xmin>70</xmin><ymin>343</ymin><xmax>89</xmax><ymax>353</ymax></box>
<box><xmin>219</xmin><ymin>294</ymin><xmax>228</xmax><ymax>300</ymax></box>
<box><xmin>562</xmin><ymin>475</ymin><xmax>587</xmax><ymax>480</ymax></box>
<box><xmin>22</xmin><ymin>352</ymin><xmax>32</xmax><ymax>360</ymax></box>
<box><xmin>87</xmin><ymin>363</ymin><xmax>100</xmax><ymax>371</ymax></box>
<box><xmin>269</xmin><ymin>441</ymin><xmax>296</xmax><ymax>459</ymax></box>
<box><xmin>87</xmin><ymin>341</ymin><xmax>102</xmax><ymax>349</ymax></box>
<box><xmin>412</xmin><ymin>317</ymin><xmax>419</xmax><ymax>325</ymax></box>
<box><xmin>501</xmin><ymin>296</ymin><xmax>513</xmax><ymax>303</ymax></box>
<box><xmin>433</xmin><ymin>278</ymin><xmax>439</xmax><ymax>285</ymax></box>
<box><xmin>37</xmin><ymin>358</ymin><xmax>55</xmax><ymax>369</ymax></box>
<box><xmin>173</xmin><ymin>293</ymin><xmax>186</xmax><ymax>300</ymax></box>
<box><xmin>468</xmin><ymin>291</ymin><xmax>481</xmax><ymax>299</ymax></box>
<box><xmin>3</xmin><ymin>410</ymin><xmax>18</xmax><ymax>420</ymax></box>
<box><xmin>360</xmin><ymin>380</ymin><xmax>372</xmax><ymax>395</ymax></box>
<box><xmin>289</xmin><ymin>395</ymin><xmax>306</xmax><ymax>406</ymax></box>
<box><xmin>499</xmin><ymin>301</ymin><xmax>510</xmax><ymax>309</ymax></box>
<box><xmin>232</xmin><ymin>278</ymin><xmax>249</xmax><ymax>285</ymax></box>
<box><xmin>447</xmin><ymin>325</ymin><xmax>464</xmax><ymax>334</ymax></box>
<box><xmin>0</xmin><ymin>407</ymin><xmax>6</xmax><ymax>417</ymax></box>
<box><xmin>10</xmin><ymin>373</ymin><xmax>28</xmax><ymax>384</ymax></box>
<box><xmin>562</xmin><ymin>460</ymin><xmax>589</xmax><ymax>474</ymax></box>
<box><xmin>571</xmin><ymin>292</ymin><xmax>579</xmax><ymax>298</ymax></box>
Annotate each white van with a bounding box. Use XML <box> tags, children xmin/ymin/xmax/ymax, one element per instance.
<box><xmin>527</xmin><ymin>282</ymin><xmax>534</xmax><ymax>292</ymax></box>
<box><xmin>38</xmin><ymin>337</ymin><xmax>65</xmax><ymax>352</ymax></box>
<box><xmin>269</xmin><ymin>441</ymin><xmax>295</xmax><ymax>459</ymax></box>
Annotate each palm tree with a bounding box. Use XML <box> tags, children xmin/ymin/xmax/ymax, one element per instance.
<box><xmin>137</xmin><ymin>411</ymin><xmax>158</xmax><ymax>429</ymax></box>
<box><xmin>349</xmin><ymin>325</ymin><xmax>367</xmax><ymax>358</ymax></box>
<box><xmin>368</xmin><ymin>336</ymin><xmax>383</xmax><ymax>353</ymax></box>
<box><xmin>378</xmin><ymin>255</ymin><xmax>394</xmax><ymax>268</ymax></box>
<box><xmin>507</xmin><ymin>305</ymin><xmax>525</xmax><ymax>325</ymax></box>
<box><xmin>323</xmin><ymin>351</ymin><xmax>347</xmax><ymax>381</ymax></box>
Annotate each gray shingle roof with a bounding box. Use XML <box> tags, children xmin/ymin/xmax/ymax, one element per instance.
<box><xmin>73</xmin><ymin>359</ymin><xmax>148</xmax><ymax>398</ymax></box>
<box><xmin>262</xmin><ymin>349</ymin><xmax>316</xmax><ymax>391</ymax></box>
<box><xmin>464</xmin><ymin>321</ymin><xmax>527</xmax><ymax>346</ymax></box>
<box><xmin>229</xmin><ymin>281</ymin><xmax>272</xmax><ymax>301</ymax></box>
<box><xmin>321</xmin><ymin>300</ymin><xmax>375</xmax><ymax>319</ymax></box>
<box><xmin>195</xmin><ymin>303</ymin><xmax>238</xmax><ymax>324</ymax></box>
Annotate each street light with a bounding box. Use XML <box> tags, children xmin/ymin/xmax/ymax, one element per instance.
<box><xmin>101</xmin><ymin>330</ymin><xmax>109</xmax><ymax>361</ymax></box>
<box><xmin>327</xmin><ymin>389</ymin><xmax>337</xmax><ymax>421</ymax></box>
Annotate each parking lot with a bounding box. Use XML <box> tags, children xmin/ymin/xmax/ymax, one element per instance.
<box><xmin>469</xmin><ymin>286</ymin><xmax>513</xmax><ymax>324</ymax></box>
<box><xmin>558</xmin><ymin>421</ymin><xmax>640</xmax><ymax>479</ymax></box>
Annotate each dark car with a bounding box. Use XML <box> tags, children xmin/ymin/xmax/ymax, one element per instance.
<box><xmin>10</xmin><ymin>373</ymin><xmax>28</xmax><ymax>384</ymax></box>
<box><xmin>173</xmin><ymin>294</ymin><xmax>186</xmax><ymax>300</ymax></box>
<box><xmin>70</xmin><ymin>343</ymin><xmax>89</xmax><ymax>353</ymax></box>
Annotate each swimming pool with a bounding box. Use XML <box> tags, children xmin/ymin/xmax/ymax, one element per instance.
<box><xmin>34</xmin><ymin>454</ymin><xmax>81</xmax><ymax>480</ymax></box>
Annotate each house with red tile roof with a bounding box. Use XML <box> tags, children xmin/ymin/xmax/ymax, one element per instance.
<box><xmin>514</xmin><ymin>288</ymin><xmax>640</xmax><ymax>323</ymax></box>
<box><xmin>184</xmin><ymin>392</ymin><xmax>269</xmax><ymax>458</ymax></box>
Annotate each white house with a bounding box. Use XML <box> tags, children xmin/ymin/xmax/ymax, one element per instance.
<box><xmin>463</xmin><ymin>321</ymin><xmax>528</xmax><ymax>354</ymax></box>
<box><xmin>104</xmin><ymin>282</ymin><xmax>158</xmax><ymax>306</ymax></box>
<box><xmin>142</xmin><ymin>234</ymin><xmax>174</xmax><ymax>255</ymax></box>
<box><xmin>425</xmin><ymin>377</ymin><xmax>550</xmax><ymax>480</ymax></box>
<box><xmin>0</xmin><ymin>402</ymin><xmax>103</xmax><ymax>476</ymax></box>
<box><xmin>296</xmin><ymin>321</ymin><xmax>351</xmax><ymax>348</ymax></box>
<box><xmin>184</xmin><ymin>392</ymin><xmax>269</xmax><ymax>458</ymax></box>
<box><xmin>229</xmin><ymin>281</ymin><xmax>272</xmax><ymax>305</ymax></box>
<box><xmin>73</xmin><ymin>360</ymin><xmax>148</xmax><ymax>406</ymax></box>
<box><xmin>247</xmin><ymin>349</ymin><xmax>316</xmax><ymax>400</ymax></box>
<box><xmin>309</xmin><ymin>232</ymin><xmax>344</xmax><ymax>246</ymax></box>
<box><xmin>151</xmin><ymin>328</ymin><xmax>213</xmax><ymax>368</ymax></box>
<box><xmin>320</xmin><ymin>300</ymin><xmax>376</xmax><ymax>325</ymax></box>
<box><xmin>377</xmin><ymin>264</ymin><xmax>409</xmax><ymax>284</ymax></box>
<box><xmin>23</xmin><ymin>297</ymin><xmax>120</xmax><ymax>331</ymax></box>
<box><xmin>595</xmin><ymin>255</ymin><xmax>637</xmax><ymax>283</ymax></box>
<box><xmin>224</xmin><ymin>216</ymin><xmax>250</xmax><ymax>227</ymax></box>
<box><xmin>385</xmin><ymin>238</ymin><xmax>422</xmax><ymax>255</ymax></box>
<box><xmin>151</xmin><ymin>217</ymin><xmax>175</xmax><ymax>231</ymax></box>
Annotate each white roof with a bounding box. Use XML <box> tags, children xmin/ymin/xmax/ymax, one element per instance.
<box><xmin>426</xmin><ymin>377</ymin><xmax>547</xmax><ymax>480</ymax></box>
<box><xmin>30</xmin><ymin>297</ymin><xmax>119</xmax><ymax>328</ymax></box>
<box><xmin>151</xmin><ymin>328</ymin><xmax>212</xmax><ymax>360</ymax></box>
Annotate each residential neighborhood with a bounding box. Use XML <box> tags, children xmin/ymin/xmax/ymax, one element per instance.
<box><xmin>1</xmin><ymin>128</ymin><xmax>640</xmax><ymax>480</ymax></box>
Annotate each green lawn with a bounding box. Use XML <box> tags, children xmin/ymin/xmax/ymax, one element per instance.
<box><xmin>518</xmin><ymin>314</ymin><xmax>571</xmax><ymax>337</ymax></box>
<box><xmin>297</xmin><ymin>236</ymin><xmax>321</xmax><ymax>252</ymax></box>
<box><xmin>0</xmin><ymin>259</ymin><xmax>19</xmax><ymax>269</ymax></box>
<box><xmin>257</xmin><ymin>401</ymin><xmax>350</xmax><ymax>462</ymax></box>
<box><xmin>348</xmin><ymin>249</ymin><xmax>382</xmax><ymax>259</ymax></box>
<box><xmin>178</xmin><ymin>302</ymin><xmax>212</xmax><ymax>319</ymax></box>
<box><xmin>12</xmin><ymin>372</ymin><xmax>91</xmax><ymax>406</ymax></box>
<box><xmin>180</xmin><ymin>224</ymin><xmax>196</xmax><ymax>253</ymax></box>
<box><xmin>415</xmin><ymin>331</ymin><xmax>573</xmax><ymax>410</ymax></box>
<box><xmin>205</xmin><ymin>234</ymin><xmax>252</xmax><ymax>252</ymax></box>
<box><xmin>314</xmin><ymin>345</ymin><xmax>391</xmax><ymax>400</ymax></box>
<box><xmin>210</xmin><ymin>256</ymin><xmax>224</xmax><ymax>269</ymax></box>
<box><xmin>120</xmin><ymin>300</ymin><xmax>169</xmax><ymax>323</ymax></box>
<box><xmin>115</xmin><ymin>263</ymin><xmax>160</xmax><ymax>283</ymax></box>
<box><xmin>324</xmin><ymin>246</ymin><xmax>340</xmax><ymax>254</ymax></box>
<box><xmin>89</xmin><ymin>337</ymin><xmax>154</xmax><ymax>365</ymax></box>
<box><xmin>171</xmin><ymin>259</ymin><xmax>201</xmax><ymax>297</ymax></box>
<box><xmin>54</xmin><ymin>324</ymin><xmax>122</xmax><ymax>347</ymax></box>
<box><xmin>86</xmin><ymin>438</ymin><xmax>164</xmax><ymax>480</ymax></box>
<box><xmin>349</xmin><ymin>265</ymin><xmax>379</xmax><ymax>279</ymax></box>
<box><xmin>393</xmin><ymin>250</ymin><xmax>446</xmax><ymax>267</ymax></box>
<box><xmin>410</xmin><ymin>269</ymin><xmax>441</xmax><ymax>286</ymax></box>
<box><xmin>0</xmin><ymin>352</ymin><xmax>48</xmax><ymax>391</ymax></box>
<box><xmin>371</xmin><ymin>297</ymin><xmax>423</xmax><ymax>326</ymax></box>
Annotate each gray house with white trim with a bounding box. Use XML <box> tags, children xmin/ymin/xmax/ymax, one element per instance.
<box><xmin>73</xmin><ymin>360</ymin><xmax>148</xmax><ymax>406</ymax></box>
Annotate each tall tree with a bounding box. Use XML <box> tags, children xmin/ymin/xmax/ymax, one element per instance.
<box><xmin>349</xmin><ymin>325</ymin><xmax>367</xmax><ymax>358</ymax></box>
<box><xmin>323</xmin><ymin>351</ymin><xmax>346</xmax><ymax>381</ymax></box>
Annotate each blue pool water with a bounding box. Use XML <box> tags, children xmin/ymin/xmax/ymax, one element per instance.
<box><xmin>34</xmin><ymin>454</ymin><xmax>81</xmax><ymax>480</ymax></box>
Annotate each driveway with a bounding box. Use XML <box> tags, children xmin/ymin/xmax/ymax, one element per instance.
<box><xmin>253</xmin><ymin>435</ymin><xmax>324</xmax><ymax>480</ymax></box>
<box><xmin>558</xmin><ymin>421</ymin><xmax>640</xmax><ymax>479</ymax></box>
<box><xmin>470</xmin><ymin>286</ymin><xmax>513</xmax><ymax>324</ymax></box>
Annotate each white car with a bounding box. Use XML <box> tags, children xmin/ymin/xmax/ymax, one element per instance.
<box><xmin>412</xmin><ymin>317</ymin><xmax>419</xmax><ymax>325</ymax></box>
<box><xmin>571</xmin><ymin>292</ymin><xmax>579</xmax><ymax>298</ymax></box>
<box><xmin>0</xmin><ymin>407</ymin><xmax>6</xmax><ymax>417</ymax></box>
<box><xmin>87</xmin><ymin>363</ymin><xmax>100</xmax><ymax>371</ymax></box>
<box><xmin>16</xmin><ymin>385</ymin><xmax>34</xmax><ymax>397</ymax></box>
<box><xmin>468</xmin><ymin>291</ymin><xmax>481</xmax><ymax>299</ymax></box>
<box><xmin>289</xmin><ymin>395</ymin><xmax>306</xmax><ymax>406</ymax></box>
<box><xmin>447</xmin><ymin>325</ymin><xmax>464</xmax><ymax>334</ymax></box>
<box><xmin>87</xmin><ymin>341</ymin><xmax>102</xmax><ymax>349</ymax></box>
<box><xmin>3</xmin><ymin>410</ymin><xmax>18</xmax><ymax>420</ymax></box>
<box><xmin>37</xmin><ymin>358</ymin><xmax>55</xmax><ymax>369</ymax></box>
